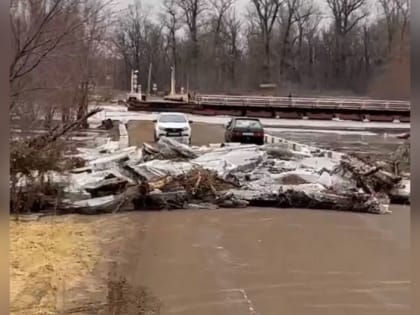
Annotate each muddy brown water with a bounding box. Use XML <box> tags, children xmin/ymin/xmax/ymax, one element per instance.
<box><xmin>268</xmin><ymin>129</ymin><xmax>408</xmax><ymax>162</ymax></box>
<box><xmin>121</xmin><ymin>208</ymin><xmax>409</xmax><ymax>315</ymax></box>
<box><xmin>90</xmin><ymin>121</ymin><xmax>411</xmax><ymax>315</ymax></box>
<box><xmin>127</xmin><ymin>120</ymin><xmax>408</xmax><ymax>161</ymax></box>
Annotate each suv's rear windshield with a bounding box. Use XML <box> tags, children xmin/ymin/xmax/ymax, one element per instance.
<box><xmin>159</xmin><ymin>114</ymin><xmax>187</xmax><ymax>123</ymax></box>
<box><xmin>234</xmin><ymin>119</ymin><xmax>262</xmax><ymax>128</ymax></box>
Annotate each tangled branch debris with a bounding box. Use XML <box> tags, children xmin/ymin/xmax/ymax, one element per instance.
<box><xmin>160</xmin><ymin>168</ymin><xmax>234</xmax><ymax>198</ymax></box>
<box><xmin>10</xmin><ymin>108</ymin><xmax>103</xmax><ymax>214</ymax></box>
<box><xmin>22</xmin><ymin>108</ymin><xmax>103</xmax><ymax>151</ymax></box>
<box><xmin>336</xmin><ymin>155</ymin><xmax>401</xmax><ymax>194</ymax></box>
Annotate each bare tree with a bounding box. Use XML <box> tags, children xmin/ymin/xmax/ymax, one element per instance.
<box><xmin>209</xmin><ymin>0</ymin><xmax>235</xmax><ymax>87</ymax></box>
<box><xmin>210</xmin><ymin>0</ymin><xmax>235</xmax><ymax>46</ymax></box>
<box><xmin>326</xmin><ymin>0</ymin><xmax>368</xmax><ymax>35</ymax></box>
<box><xmin>292</xmin><ymin>1</ymin><xmax>318</xmax><ymax>84</ymax></box>
<box><xmin>379</xmin><ymin>0</ymin><xmax>409</xmax><ymax>53</ymax></box>
<box><xmin>75</xmin><ymin>0</ymin><xmax>113</xmax><ymax>127</ymax></box>
<box><xmin>176</xmin><ymin>0</ymin><xmax>208</xmax><ymax>87</ymax></box>
<box><xmin>294</xmin><ymin>2</ymin><xmax>316</xmax><ymax>57</ymax></box>
<box><xmin>277</xmin><ymin>0</ymin><xmax>313</xmax><ymax>81</ymax></box>
<box><xmin>10</xmin><ymin>0</ymin><xmax>82</xmax><ymax>108</ymax></box>
<box><xmin>162</xmin><ymin>0</ymin><xmax>182</xmax><ymax>72</ymax></box>
<box><xmin>302</xmin><ymin>12</ymin><xmax>322</xmax><ymax>87</ymax></box>
<box><xmin>249</xmin><ymin>0</ymin><xmax>283</xmax><ymax>83</ymax></box>
<box><xmin>379</xmin><ymin>0</ymin><xmax>399</xmax><ymax>52</ymax></box>
<box><xmin>107</xmin><ymin>0</ymin><xmax>409</xmax><ymax>96</ymax></box>
<box><xmin>9</xmin><ymin>0</ymin><xmax>114</xmax><ymax>213</ymax></box>
<box><xmin>10</xmin><ymin>0</ymin><xmax>113</xmax><ymax>119</ymax></box>
<box><xmin>114</xmin><ymin>1</ymin><xmax>167</xmax><ymax>91</ymax></box>
<box><xmin>11</xmin><ymin>0</ymin><xmax>408</xmax><ymax>113</ymax></box>
<box><xmin>325</xmin><ymin>0</ymin><xmax>368</xmax><ymax>81</ymax></box>
<box><xmin>115</xmin><ymin>1</ymin><xmax>147</xmax><ymax>76</ymax></box>
<box><xmin>396</xmin><ymin>0</ymin><xmax>409</xmax><ymax>44</ymax></box>
<box><xmin>223</xmin><ymin>8</ymin><xmax>242</xmax><ymax>88</ymax></box>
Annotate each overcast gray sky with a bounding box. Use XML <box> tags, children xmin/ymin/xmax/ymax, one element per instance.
<box><xmin>115</xmin><ymin>0</ymin><xmax>251</xmax><ymax>15</ymax></box>
<box><xmin>113</xmin><ymin>0</ymin><xmax>380</xmax><ymax>27</ymax></box>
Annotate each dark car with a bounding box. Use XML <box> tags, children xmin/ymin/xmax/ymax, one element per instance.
<box><xmin>224</xmin><ymin>117</ymin><xmax>265</xmax><ymax>145</ymax></box>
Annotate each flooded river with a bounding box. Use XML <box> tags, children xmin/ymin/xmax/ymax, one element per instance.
<box><xmin>268</xmin><ymin>128</ymin><xmax>407</xmax><ymax>161</ymax></box>
<box><xmin>121</xmin><ymin>120</ymin><xmax>410</xmax><ymax>314</ymax></box>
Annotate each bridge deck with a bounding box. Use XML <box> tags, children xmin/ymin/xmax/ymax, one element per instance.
<box><xmin>196</xmin><ymin>95</ymin><xmax>410</xmax><ymax>112</ymax></box>
<box><xmin>126</xmin><ymin>94</ymin><xmax>410</xmax><ymax>122</ymax></box>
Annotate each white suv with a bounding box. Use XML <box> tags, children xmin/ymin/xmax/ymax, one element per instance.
<box><xmin>153</xmin><ymin>112</ymin><xmax>192</xmax><ymax>145</ymax></box>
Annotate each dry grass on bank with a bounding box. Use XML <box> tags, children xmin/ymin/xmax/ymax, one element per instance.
<box><xmin>10</xmin><ymin>217</ymin><xmax>100</xmax><ymax>315</ymax></box>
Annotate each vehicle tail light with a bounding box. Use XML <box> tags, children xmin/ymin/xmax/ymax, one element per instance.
<box><xmin>233</xmin><ymin>131</ymin><xmax>242</xmax><ymax>136</ymax></box>
<box><xmin>255</xmin><ymin>132</ymin><xmax>264</xmax><ymax>137</ymax></box>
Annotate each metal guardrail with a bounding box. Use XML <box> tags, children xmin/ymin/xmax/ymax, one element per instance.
<box><xmin>196</xmin><ymin>95</ymin><xmax>410</xmax><ymax>111</ymax></box>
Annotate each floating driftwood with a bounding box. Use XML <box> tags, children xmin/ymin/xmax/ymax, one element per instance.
<box><xmin>336</xmin><ymin>155</ymin><xmax>401</xmax><ymax>194</ymax></box>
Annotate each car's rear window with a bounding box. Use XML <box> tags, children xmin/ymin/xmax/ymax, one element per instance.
<box><xmin>159</xmin><ymin>114</ymin><xmax>187</xmax><ymax>123</ymax></box>
<box><xmin>234</xmin><ymin>119</ymin><xmax>262</xmax><ymax>128</ymax></box>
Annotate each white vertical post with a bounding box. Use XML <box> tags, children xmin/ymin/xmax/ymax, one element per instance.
<box><xmin>132</xmin><ymin>70</ymin><xmax>138</xmax><ymax>93</ymax></box>
<box><xmin>186</xmin><ymin>74</ymin><xmax>189</xmax><ymax>96</ymax></box>
<box><xmin>170</xmin><ymin>66</ymin><xmax>175</xmax><ymax>95</ymax></box>
<box><xmin>147</xmin><ymin>63</ymin><xmax>152</xmax><ymax>97</ymax></box>
<box><xmin>130</xmin><ymin>69</ymin><xmax>134</xmax><ymax>93</ymax></box>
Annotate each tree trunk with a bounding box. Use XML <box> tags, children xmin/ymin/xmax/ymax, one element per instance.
<box><xmin>264</xmin><ymin>34</ymin><xmax>271</xmax><ymax>83</ymax></box>
<box><xmin>279</xmin><ymin>19</ymin><xmax>293</xmax><ymax>83</ymax></box>
<box><xmin>363</xmin><ymin>27</ymin><xmax>370</xmax><ymax>76</ymax></box>
<box><xmin>192</xmin><ymin>44</ymin><xmax>199</xmax><ymax>89</ymax></box>
<box><xmin>76</xmin><ymin>81</ymin><xmax>89</xmax><ymax>129</ymax></box>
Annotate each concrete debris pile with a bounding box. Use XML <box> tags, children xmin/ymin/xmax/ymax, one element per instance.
<box><xmin>24</xmin><ymin>135</ymin><xmax>409</xmax><ymax>215</ymax></box>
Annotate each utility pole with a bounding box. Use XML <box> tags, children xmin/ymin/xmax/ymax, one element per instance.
<box><xmin>170</xmin><ymin>66</ymin><xmax>176</xmax><ymax>95</ymax></box>
<box><xmin>147</xmin><ymin>63</ymin><xmax>152</xmax><ymax>97</ymax></box>
<box><xmin>131</xmin><ymin>69</ymin><xmax>139</xmax><ymax>93</ymax></box>
<box><xmin>186</xmin><ymin>74</ymin><xmax>189</xmax><ymax>96</ymax></box>
<box><xmin>130</xmin><ymin>69</ymin><xmax>134</xmax><ymax>93</ymax></box>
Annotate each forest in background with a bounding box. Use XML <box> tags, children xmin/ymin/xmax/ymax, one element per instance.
<box><xmin>10</xmin><ymin>0</ymin><xmax>410</xmax><ymax>125</ymax></box>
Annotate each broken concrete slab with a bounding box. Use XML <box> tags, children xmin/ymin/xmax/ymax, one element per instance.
<box><xmin>84</xmin><ymin>177</ymin><xmax>128</xmax><ymax>198</ymax></box>
<box><xmin>62</xmin><ymin>195</ymin><xmax>121</xmax><ymax>214</ymax></box>
<box><xmin>97</xmin><ymin>140</ymin><xmax>121</xmax><ymax>153</ymax></box>
<box><xmin>274</xmin><ymin>170</ymin><xmax>321</xmax><ymax>185</ymax></box>
<box><xmin>193</xmin><ymin>145</ymin><xmax>265</xmax><ymax>176</ymax></box>
<box><xmin>261</xmin><ymin>143</ymin><xmax>312</xmax><ymax>160</ymax></box>
<box><xmin>297</xmin><ymin>157</ymin><xmax>339</xmax><ymax>172</ymax></box>
<box><xmin>88</xmin><ymin>147</ymin><xmax>138</xmax><ymax>170</ymax></box>
<box><xmin>124</xmin><ymin>160</ymin><xmax>194</xmax><ymax>182</ymax></box>
<box><xmin>142</xmin><ymin>137</ymin><xmax>198</xmax><ymax>161</ymax></box>
<box><xmin>158</xmin><ymin>137</ymin><xmax>197</xmax><ymax>159</ymax></box>
<box><xmin>186</xmin><ymin>203</ymin><xmax>219</xmax><ymax>210</ymax></box>
<box><xmin>66</xmin><ymin>171</ymin><xmax>115</xmax><ymax>193</ymax></box>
